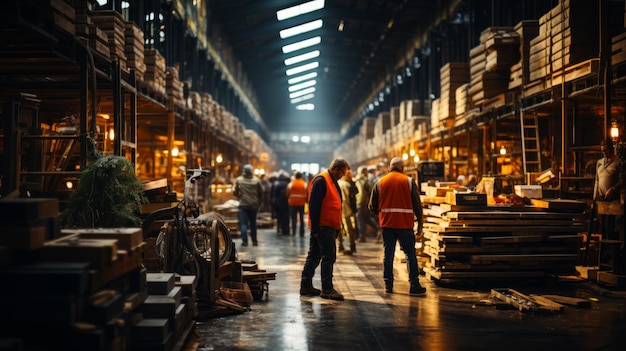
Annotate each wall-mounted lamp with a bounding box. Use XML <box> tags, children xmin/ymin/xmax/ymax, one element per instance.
<box><xmin>402</xmin><ymin>153</ymin><xmax>409</xmax><ymax>161</ymax></box>
<box><xmin>216</xmin><ymin>154</ymin><xmax>223</xmax><ymax>164</ymax></box>
<box><xmin>499</xmin><ymin>145</ymin><xmax>507</xmax><ymax>155</ymax></box>
<box><xmin>611</xmin><ymin>120</ymin><xmax>620</xmax><ymax>140</ymax></box>
<box><xmin>171</xmin><ymin>147</ymin><xmax>179</xmax><ymax>157</ymax></box>
<box><xmin>108</xmin><ymin>129</ymin><xmax>115</xmax><ymax>141</ymax></box>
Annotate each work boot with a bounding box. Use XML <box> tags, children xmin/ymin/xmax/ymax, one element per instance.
<box><xmin>385</xmin><ymin>282</ymin><xmax>393</xmax><ymax>294</ymax></box>
<box><xmin>409</xmin><ymin>280</ymin><xmax>426</xmax><ymax>296</ymax></box>
<box><xmin>320</xmin><ymin>288</ymin><xmax>344</xmax><ymax>300</ymax></box>
<box><xmin>350</xmin><ymin>243</ymin><xmax>356</xmax><ymax>254</ymax></box>
<box><xmin>299</xmin><ymin>286</ymin><xmax>321</xmax><ymax>296</ymax></box>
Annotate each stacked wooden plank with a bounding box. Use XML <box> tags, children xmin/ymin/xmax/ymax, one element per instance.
<box><xmin>144</xmin><ymin>49</ymin><xmax>167</xmax><ymax>96</ymax></box>
<box><xmin>0</xmin><ymin>198</ymin><xmax>60</xmax><ymax>252</ymax></box>
<box><xmin>188</xmin><ymin>91</ymin><xmax>202</xmax><ymax>117</ymax></box>
<box><xmin>529</xmin><ymin>0</ymin><xmax>599</xmax><ymax>90</ymax></box>
<box><xmin>509</xmin><ymin>20</ymin><xmax>539</xmax><ymax>89</ymax></box>
<box><xmin>612</xmin><ymin>32</ymin><xmax>626</xmax><ymax>66</ymax></box>
<box><xmin>455</xmin><ymin>83</ymin><xmax>471</xmax><ymax>117</ymax></box>
<box><xmin>165</xmin><ymin>66</ymin><xmax>185</xmax><ymax>109</ymax></box>
<box><xmin>422</xmin><ymin>200</ymin><xmax>586</xmax><ymax>280</ymax></box>
<box><xmin>360</xmin><ymin>117</ymin><xmax>376</xmax><ymax>140</ymax></box>
<box><xmin>124</xmin><ymin>21</ymin><xmax>146</xmax><ymax>80</ymax></box>
<box><xmin>0</xmin><ymin>198</ymin><xmax>156</xmax><ymax>350</ymax></box>
<box><xmin>132</xmin><ymin>273</ymin><xmax>195</xmax><ymax>351</ymax></box>
<box><xmin>201</xmin><ymin>93</ymin><xmax>215</xmax><ymax>126</ymax></box>
<box><xmin>469</xmin><ymin>27</ymin><xmax>518</xmax><ymax>106</ymax></box>
<box><xmin>548</xmin><ymin>0</ymin><xmax>599</xmax><ymax>73</ymax></box>
<box><xmin>439</xmin><ymin>63</ymin><xmax>470</xmax><ymax>122</ymax></box>
<box><xmin>50</xmin><ymin>0</ymin><xmax>76</xmax><ymax>35</ymax></box>
<box><xmin>91</xmin><ymin>10</ymin><xmax>128</xmax><ymax>72</ymax></box>
<box><xmin>73</xmin><ymin>4</ymin><xmax>110</xmax><ymax>58</ymax></box>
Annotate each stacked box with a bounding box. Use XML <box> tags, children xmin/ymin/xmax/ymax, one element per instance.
<box><xmin>91</xmin><ymin>10</ymin><xmax>127</xmax><ymax>71</ymax></box>
<box><xmin>124</xmin><ymin>21</ymin><xmax>146</xmax><ymax>80</ymax></box>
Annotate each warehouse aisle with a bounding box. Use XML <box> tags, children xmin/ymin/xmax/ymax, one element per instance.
<box><xmin>192</xmin><ymin>228</ymin><xmax>626</xmax><ymax>351</ymax></box>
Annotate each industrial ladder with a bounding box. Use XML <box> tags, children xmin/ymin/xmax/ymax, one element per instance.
<box><xmin>520</xmin><ymin>111</ymin><xmax>542</xmax><ymax>174</ymax></box>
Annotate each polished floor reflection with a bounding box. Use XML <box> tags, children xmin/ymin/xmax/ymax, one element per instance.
<box><xmin>194</xmin><ymin>228</ymin><xmax>626</xmax><ymax>351</ymax></box>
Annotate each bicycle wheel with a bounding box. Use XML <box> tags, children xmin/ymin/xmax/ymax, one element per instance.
<box><xmin>190</xmin><ymin>212</ymin><xmax>233</xmax><ymax>265</ymax></box>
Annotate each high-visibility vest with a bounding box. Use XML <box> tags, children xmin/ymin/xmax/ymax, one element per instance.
<box><xmin>287</xmin><ymin>178</ymin><xmax>307</xmax><ymax>206</ymax></box>
<box><xmin>308</xmin><ymin>172</ymin><xmax>342</xmax><ymax>230</ymax></box>
<box><xmin>377</xmin><ymin>171</ymin><xmax>414</xmax><ymax>228</ymax></box>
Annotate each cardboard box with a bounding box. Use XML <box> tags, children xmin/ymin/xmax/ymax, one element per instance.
<box><xmin>514</xmin><ymin>185</ymin><xmax>543</xmax><ymax>198</ymax></box>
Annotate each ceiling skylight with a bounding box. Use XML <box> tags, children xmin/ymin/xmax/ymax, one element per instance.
<box><xmin>284</xmin><ymin>50</ymin><xmax>320</xmax><ymax>66</ymax></box>
<box><xmin>291</xmin><ymin>94</ymin><xmax>315</xmax><ymax>103</ymax></box>
<box><xmin>288</xmin><ymin>72</ymin><xmax>318</xmax><ymax>85</ymax></box>
<box><xmin>286</xmin><ymin>62</ymin><xmax>319</xmax><ymax>76</ymax></box>
<box><xmin>277</xmin><ymin>0</ymin><xmax>325</xmax><ymax>21</ymax></box>
<box><xmin>282</xmin><ymin>37</ymin><xmax>321</xmax><ymax>54</ymax></box>
<box><xmin>288</xmin><ymin>80</ymin><xmax>316</xmax><ymax>92</ymax></box>
<box><xmin>279</xmin><ymin>19</ymin><xmax>323</xmax><ymax>39</ymax></box>
<box><xmin>290</xmin><ymin>87</ymin><xmax>316</xmax><ymax>99</ymax></box>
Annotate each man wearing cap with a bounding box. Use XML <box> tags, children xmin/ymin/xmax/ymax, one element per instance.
<box><xmin>368</xmin><ymin>157</ymin><xmax>426</xmax><ymax>296</ymax></box>
<box><xmin>233</xmin><ymin>164</ymin><xmax>263</xmax><ymax>246</ymax></box>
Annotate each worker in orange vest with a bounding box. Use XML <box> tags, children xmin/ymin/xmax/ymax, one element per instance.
<box><xmin>286</xmin><ymin>171</ymin><xmax>307</xmax><ymax>236</ymax></box>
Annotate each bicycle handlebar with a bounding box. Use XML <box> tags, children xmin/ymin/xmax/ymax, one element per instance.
<box><xmin>186</xmin><ymin>168</ymin><xmax>211</xmax><ymax>183</ymax></box>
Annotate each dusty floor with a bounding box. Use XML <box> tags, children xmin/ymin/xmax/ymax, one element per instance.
<box><xmin>189</xmin><ymin>228</ymin><xmax>626</xmax><ymax>351</ymax></box>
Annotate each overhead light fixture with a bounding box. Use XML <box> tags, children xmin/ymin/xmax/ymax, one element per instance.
<box><xmin>282</xmin><ymin>37</ymin><xmax>321</xmax><ymax>54</ymax></box>
<box><xmin>289</xmin><ymin>87</ymin><xmax>316</xmax><ymax>99</ymax></box>
<box><xmin>286</xmin><ymin>62</ymin><xmax>319</xmax><ymax>76</ymax></box>
<box><xmin>277</xmin><ymin>0</ymin><xmax>325</xmax><ymax>21</ymax></box>
<box><xmin>288</xmin><ymin>72</ymin><xmax>318</xmax><ymax>84</ymax></box>
<box><xmin>279</xmin><ymin>19</ymin><xmax>323</xmax><ymax>39</ymax></box>
<box><xmin>291</xmin><ymin>94</ymin><xmax>315</xmax><ymax>104</ymax></box>
<box><xmin>284</xmin><ymin>50</ymin><xmax>320</xmax><ymax>66</ymax></box>
<box><xmin>288</xmin><ymin>80</ymin><xmax>316</xmax><ymax>92</ymax></box>
<box><xmin>338</xmin><ymin>20</ymin><xmax>345</xmax><ymax>32</ymax></box>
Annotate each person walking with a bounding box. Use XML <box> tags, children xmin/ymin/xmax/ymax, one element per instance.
<box><xmin>368</xmin><ymin>157</ymin><xmax>426</xmax><ymax>296</ymax></box>
<box><xmin>272</xmin><ymin>171</ymin><xmax>291</xmax><ymax>236</ymax></box>
<box><xmin>233</xmin><ymin>164</ymin><xmax>262</xmax><ymax>247</ymax></box>
<box><xmin>286</xmin><ymin>171</ymin><xmax>307</xmax><ymax>236</ymax></box>
<box><xmin>338</xmin><ymin>169</ymin><xmax>358</xmax><ymax>255</ymax></box>
<box><xmin>300</xmin><ymin>158</ymin><xmax>351</xmax><ymax>301</ymax></box>
<box><xmin>355</xmin><ymin>165</ymin><xmax>380</xmax><ymax>243</ymax></box>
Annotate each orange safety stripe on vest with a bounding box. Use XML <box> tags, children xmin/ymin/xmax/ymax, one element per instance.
<box><xmin>287</xmin><ymin>178</ymin><xmax>307</xmax><ymax>206</ymax></box>
<box><xmin>307</xmin><ymin>172</ymin><xmax>342</xmax><ymax>230</ymax></box>
<box><xmin>378</xmin><ymin>172</ymin><xmax>414</xmax><ymax>228</ymax></box>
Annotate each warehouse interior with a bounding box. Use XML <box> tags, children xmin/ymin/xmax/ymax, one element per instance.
<box><xmin>2</xmin><ymin>0</ymin><xmax>626</xmax><ymax>350</ymax></box>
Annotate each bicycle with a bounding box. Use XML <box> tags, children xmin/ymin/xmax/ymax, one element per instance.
<box><xmin>142</xmin><ymin>167</ymin><xmax>234</xmax><ymax>301</ymax></box>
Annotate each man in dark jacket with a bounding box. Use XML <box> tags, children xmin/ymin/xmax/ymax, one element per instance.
<box><xmin>272</xmin><ymin>171</ymin><xmax>291</xmax><ymax>236</ymax></box>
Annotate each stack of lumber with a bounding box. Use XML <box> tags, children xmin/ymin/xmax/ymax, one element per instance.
<box><xmin>439</xmin><ymin>63</ymin><xmax>470</xmax><ymax>122</ymax></box>
<box><xmin>0</xmin><ymin>199</ymin><xmax>160</xmax><ymax>350</ymax></box>
<box><xmin>529</xmin><ymin>0</ymin><xmax>599</xmax><ymax>90</ymax></box>
<box><xmin>201</xmin><ymin>93</ymin><xmax>215</xmax><ymax>126</ymax></box>
<box><xmin>509</xmin><ymin>20</ymin><xmax>539</xmax><ymax>89</ymax></box>
<box><xmin>124</xmin><ymin>21</ymin><xmax>146</xmax><ymax>80</ymax></box>
<box><xmin>469</xmin><ymin>27</ymin><xmax>519</xmax><ymax>105</ymax></box>
<box><xmin>188</xmin><ymin>91</ymin><xmax>202</xmax><ymax>116</ymax></box>
<box><xmin>422</xmin><ymin>199</ymin><xmax>586</xmax><ymax>280</ymax></box>
<box><xmin>612</xmin><ymin>32</ymin><xmax>626</xmax><ymax>66</ymax></box>
<box><xmin>165</xmin><ymin>66</ymin><xmax>185</xmax><ymax>109</ymax></box>
<box><xmin>132</xmin><ymin>273</ymin><xmax>196</xmax><ymax>351</ymax></box>
<box><xmin>144</xmin><ymin>48</ymin><xmax>167</xmax><ymax>96</ymax></box>
<box><xmin>91</xmin><ymin>10</ymin><xmax>128</xmax><ymax>72</ymax></box>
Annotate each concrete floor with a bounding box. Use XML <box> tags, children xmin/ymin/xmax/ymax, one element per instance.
<box><xmin>192</xmin><ymin>228</ymin><xmax>626</xmax><ymax>351</ymax></box>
